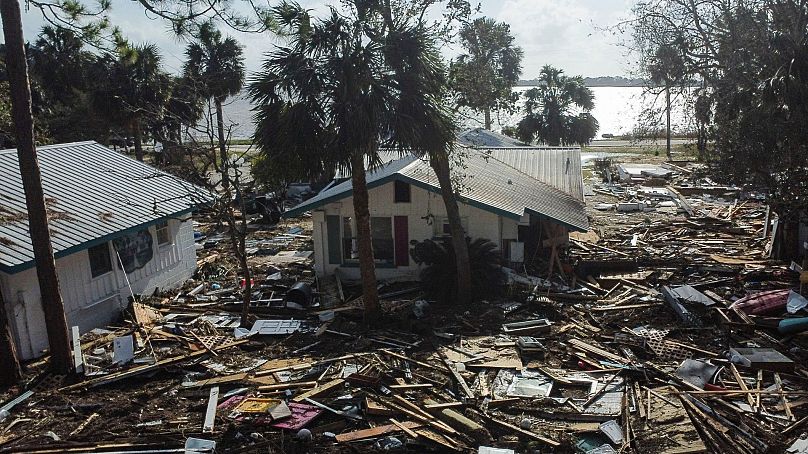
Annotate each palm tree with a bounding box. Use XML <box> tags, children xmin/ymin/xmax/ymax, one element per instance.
<box><xmin>183</xmin><ymin>21</ymin><xmax>245</xmax><ymax>189</ymax></box>
<box><xmin>517</xmin><ymin>65</ymin><xmax>598</xmax><ymax>146</ymax></box>
<box><xmin>32</xmin><ymin>26</ymin><xmax>93</xmax><ymax>106</ymax></box>
<box><xmin>251</xmin><ymin>4</ymin><xmax>386</xmax><ymax>319</ymax></box>
<box><xmin>93</xmin><ymin>43</ymin><xmax>172</xmax><ymax>161</ymax></box>
<box><xmin>378</xmin><ymin>10</ymin><xmax>473</xmax><ymax>307</ymax></box>
<box><xmin>252</xmin><ymin>2</ymin><xmax>474</xmax><ymax>313</ymax></box>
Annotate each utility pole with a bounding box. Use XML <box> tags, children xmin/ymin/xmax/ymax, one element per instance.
<box><xmin>0</xmin><ymin>0</ymin><xmax>74</xmax><ymax>374</ymax></box>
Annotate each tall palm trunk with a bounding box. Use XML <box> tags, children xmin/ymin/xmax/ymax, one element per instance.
<box><xmin>430</xmin><ymin>152</ymin><xmax>472</xmax><ymax>306</ymax></box>
<box><xmin>484</xmin><ymin>107</ymin><xmax>492</xmax><ymax>130</ymax></box>
<box><xmin>214</xmin><ymin>96</ymin><xmax>229</xmax><ymax>190</ymax></box>
<box><xmin>0</xmin><ymin>0</ymin><xmax>73</xmax><ymax>374</ymax></box>
<box><xmin>665</xmin><ymin>84</ymin><xmax>672</xmax><ymax>160</ymax></box>
<box><xmin>0</xmin><ymin>290</ymin><xmax>21</xmax><ymax>385</ymax></box>
<box><xmin>350</xmin><ymin>151</ymin><xmax>380</xmax><ymax>320</ymax></box>
<box><xmin>132</xmin><ymin>119</ymin><xmax>144</xmax><ymax>161</ymax></box>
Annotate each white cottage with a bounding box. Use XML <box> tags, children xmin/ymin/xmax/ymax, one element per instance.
<box><xmin>0</xmin><ymin>142</ymin><xmax>208</xmax><ymax>359</ymax></box>
<box><xmin>285</xmin><ymin>146</ymin><xmax>588</xmax><ymax>279</ymax></box>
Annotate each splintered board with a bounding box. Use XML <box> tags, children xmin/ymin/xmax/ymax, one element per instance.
<box><xmin>437</xmin><ymin>337</ymin><xmax>522</xmax><ymax>369</ymax></box>
<box><xmin>631</xmin><ymin>386</ymin><xmax>707</xmax><ymax>454</ymax></box>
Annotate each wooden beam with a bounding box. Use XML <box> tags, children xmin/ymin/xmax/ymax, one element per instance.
<box><xmin>203</xmin><ymin>386</ymin><xmax>219</xmax><ymax>433</ymax></box>
<box><xmin>292</xmin><ymin>378</ymin><xmax>345</xmax><ymax>403</ymax></box>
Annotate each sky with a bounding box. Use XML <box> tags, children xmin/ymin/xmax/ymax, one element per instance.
<box><xmin>17</xmin><ymin>0</ymin><xmax>636</xmax><ymax>79</ymax></box>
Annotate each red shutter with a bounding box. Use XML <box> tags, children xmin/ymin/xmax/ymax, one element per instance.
<box><xmin>394</xmin><ymin>216</ymin><xmax>409</xmax><ymax>267</ymax></box>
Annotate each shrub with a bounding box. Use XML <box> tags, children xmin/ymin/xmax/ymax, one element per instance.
<box><xmin>410</xmin><ymin>237</ymin><xmax>505</xmax><ymax>304</ymax></box>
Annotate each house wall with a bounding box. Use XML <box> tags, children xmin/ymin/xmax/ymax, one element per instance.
<box><xmin>311</xmin><ymin>181</ymin><xmax>521</xmax><ymax>280</ymax></box>
<box><xmin>0</xmin><ymin>216</ymin><xmax>197</xmax><ymax>360</ymax></box>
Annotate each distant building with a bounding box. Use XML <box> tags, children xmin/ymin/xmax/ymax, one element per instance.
<box><xmin>285</xmin><ymin>135</ymin><xmax>588</xmax><ymax>279</ymax></box>
<box><xmin>0</xmin><ymin>142</ymin><xmax>209</xmax><ymax>359</ymax></box>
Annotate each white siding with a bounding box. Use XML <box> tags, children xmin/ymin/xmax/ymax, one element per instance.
<box><xmin>0</xmin><ymin>216</ymin><xmax>197</xmax><ymax>360</ymax></box>
<box><xmin>313</xmin><ymin>181</ymin><xmax>519</xmax><ymax>280</ymax></box>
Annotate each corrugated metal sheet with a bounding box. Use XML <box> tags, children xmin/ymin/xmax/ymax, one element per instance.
<box><xmin>0</xmin><ymin>141</ymin><xmax>210</xmax><ymax>272</ymax></box>
<box><xmin>285</xmin><ymin>149</ymin><xmax>588</xmax><ymax>232</ymax></box>
<box><xmin>484</xmin><ymin>147</ymin><xmax>584</xmax><ymax>201</ymax></box>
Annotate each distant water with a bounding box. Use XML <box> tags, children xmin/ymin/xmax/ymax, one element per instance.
<box><xmin>219</xmin><ymin>86</ymin><xmax>690</xmax><ymax>140</ymax></box>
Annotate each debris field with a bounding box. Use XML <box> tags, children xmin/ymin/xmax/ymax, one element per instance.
<box><xmin>1</xmin><ymin>157</ymin><xmax>808</xmax><ymax>454</ymax></box>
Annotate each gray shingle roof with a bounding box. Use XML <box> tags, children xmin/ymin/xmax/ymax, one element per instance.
<box><xmin>285</xmin><ymin>149</ymin><xmax>588</xmax><ymax>232</ymax></box>
<box><xmin>0</xmin><ymin>141</ymin><xmax>210</xmax><ymax>273</ymax></box>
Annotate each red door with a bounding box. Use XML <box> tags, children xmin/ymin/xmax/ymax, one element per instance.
<box><xmin>394</xmin><ymin>216</ymin><xmax>409</xmax><ymax>267</ymax></box>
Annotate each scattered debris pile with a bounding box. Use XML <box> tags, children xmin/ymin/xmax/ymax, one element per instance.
<box><xmin>1</xmin><ymin>160</ymin><xmax>808</xmax><ymax>454</ymax></box>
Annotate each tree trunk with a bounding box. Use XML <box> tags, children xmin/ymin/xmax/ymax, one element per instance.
<box><xmin>484</xmin><ymin>107</ymin><xmax>492</xmax><ymax>130</ymax></box>
<box><xmin>430</xmin><ymin>152</ymin><xmax>472</xmax><ymax>307</ymax></box>
<box><xmin>133</xmin><ymin>119</ymin><xmax>144</xmax><ymax>161</ymax></box>
<box><xmin>350</xmin><ymin>151</ymin><xmax>380</xmax><ymax>321</ymax></box>
<box><xmin>665</xmin><ymin>85</ymin><xmax>672</xmax><ymax>160</ymax></box>
<box><xmin>214</xmin><ymin>97</ymin><xmax>229</xmax><ymax>190</ymax></box>
<box><xmin>0</xmin><ymin>290</ymin><xmax>22</xmax><ymax>386</ymax></box>
<box><xmin>0</xmin><ymin>0</ymin><xmax>73</xmax><ymax>374</ymax></box>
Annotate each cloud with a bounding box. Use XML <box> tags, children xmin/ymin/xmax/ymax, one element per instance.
<box><xmin>493</xmin><ymin>0</ymin><xmax>631</xmax><ymax>77</ymax></box>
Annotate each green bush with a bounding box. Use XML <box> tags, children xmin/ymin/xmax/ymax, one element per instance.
<box><xmin>410</xmin><ymin>237</ymin><xmax>505</xmax><ymax>304</ymax></box>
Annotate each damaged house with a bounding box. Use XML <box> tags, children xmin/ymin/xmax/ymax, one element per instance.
<box><xmin>285</xmin><ymin>135</ymin><xmax>588</xmax><ymax>279</ymax></box>
<box><xmin>0</xmin><ymin>141</ymin><xmax>208</xmax><ymax>359</ymax></box>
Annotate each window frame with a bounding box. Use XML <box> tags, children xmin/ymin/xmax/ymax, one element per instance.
<box><xmin>88</xmin><ymin>242</ymin><xmax>113</xmax><ymax>278</ymax></box>
<box><xmin>341</xmin><ymin>216</ymin><xmax>395</xmax><ymax>266</ymax></box>
<box><xmin>433</xmin><ymin>216</ymin><xmax>469</xmax><ymax>239</ymax></box>
<box><xmin>394</xmin><ymin>180</ymin><xmax>411</xmax><ymax>203</ymax></box>
<box><xmin>155</xmin><ymin>220</ymin><xmax>172</xmax><ymax>246</ymax></box>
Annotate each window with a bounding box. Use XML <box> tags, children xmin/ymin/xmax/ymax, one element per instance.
<box><xmin>342</xmin><ymin>217</ymin><xmax>357</xmax><ymax>260</ymax></box>
<box><xmin>341</xmin><ymin>216</ymin><xmax>394</xmax><ymax>265</ymax></box>
<box><xmin>88</xmin><ymin>243</ymin><xmax>112</xmax><ymax>278</ymax></box>
<box><xmin>394</xmin><ymin>180</ymin><xmax>411</xmax><ymax>203</ymax></box>
<box><xmin>371</xmin><ymin>217</ymin><xmax>394</xmax><ymax>264</ymax></box>
<box><xmin>156</xmin><ymin>221</ymin><xmax>171</xmax><ymax>245</ymax></box>
<box><xmin>433</xmin><ymin>217</ymin><xmax>468</xmax><ymax>238</ymax></box>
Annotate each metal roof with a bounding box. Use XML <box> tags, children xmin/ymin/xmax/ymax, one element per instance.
<box><xmin>285</xmin><ymin>149</ymin><xmax>588</xmax><ymax>232</ymax></box>
<box><xmin>0</xmin><ymin>141</ymin><xmax>211</xmax><ymax>273</ymax></box>
<box><xmin>484</xmin><ymin>147</ymin><xmax>584</xmax><ymax>201</ymax></box>
<box><xmin>457</xmin><ymin>128</ymin><xmax>529</xmax><ymax>147</ymax></box>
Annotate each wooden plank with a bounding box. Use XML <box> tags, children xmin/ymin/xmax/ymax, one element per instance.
<box><xmin>71</xmin><ymin>326</ymin><xmax>83</xmax><ymax>374</ymax></box>
<box><xmin>424</xmin><ymin>402</ymin><xmax>464</xmax><ymax>410</ymax></box>
<box><xmin>390</xmin><ymin>418</ymin><xmax>418</xmax><ymax>438</ymax></box>
<box><xmin>729</xmin><ymin>364</ymin><xmax>756</xmax><ymax>408</ymax></box>
<box><xmin>59</xmin><ymin>339</ymin><xmax>248</xmax><ymax>391</ymax></box>
<box><xmin>774</xmin><ymin>373</ymin><xmax>795</xmax><ymax>420</ymax></box>
<box><xmin>437</xmin><ymin>350</ymin><xmax>474</xmax><ymax>399</ymax></box>
<box><xmin>203</xmin><ymin>386</ymin><xmax>219</xmax><ymax>433</ymax></box>
<box><xmin>335</xmin><ymin>421</ymin><xmax>422</xmax><ymax>442</ymax></box>
<box><xmin>292</xmin><ymin>378</ymin><xmax>345</xmax><ymax>403</ymax></box>
<box><xmin>568</xmin><ymin>338</ymin><xmax>630</xmax><ymax>364</ymax></box>
<box><xmin>389</xmin><ymin>384</ymin><xmax>433</xmax><ymax>390</ymax></box>
<box><xmin>483</xmin><ymin>415</ymin><xmax>560</xmax><ymax>447</ymax></box>
<box><xmin>382</xmin><ymin>349</ymin><xmax>449</xmax><ymax>373</ymax></box>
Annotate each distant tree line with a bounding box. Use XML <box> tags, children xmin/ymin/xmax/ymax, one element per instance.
<box><xmin>0</xmin><ymin>24</ymin><xmax>238</xmax><ymax>163</ymax></box>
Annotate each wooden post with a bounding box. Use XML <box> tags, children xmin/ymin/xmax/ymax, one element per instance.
<box><xmin>0</xmin><ymin>0</ymin><xmax>73</xmax><ymax>374</ymax></box>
